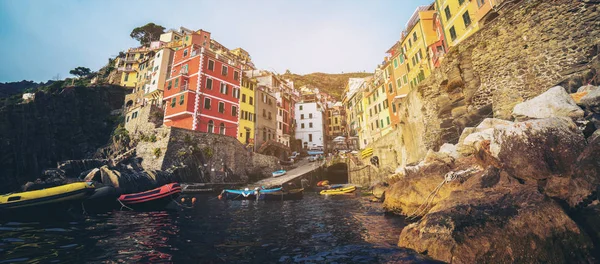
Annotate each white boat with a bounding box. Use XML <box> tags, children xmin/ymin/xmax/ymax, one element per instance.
<box><xmin>272</xmin><ymin>170</ymin><xmax>287</xmax><ymax>177</ymax></box>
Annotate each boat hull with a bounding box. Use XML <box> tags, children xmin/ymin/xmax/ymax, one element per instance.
<box><xmin>118</xmin><ymin>183</ymin><xmax>181</xmax><ymax>210</ymax></box>
<box><xmin>319</xmin><ymin>185</ymin><xmax>357</xmax><ymax>195</ymax></box>
<box><xmin>0</xmin><ymin>182</ymin><xmax>95</xmax><ymax>211</ymax></box>
<box><xmin>221</xmin><ymin>187</ymin><xmax>283</xmax><ymax>200</ymax></box>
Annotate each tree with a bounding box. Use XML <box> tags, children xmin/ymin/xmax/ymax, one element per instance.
<box><xmin>130</xmin><ymin>23</ymin><xmax>165</xmax><ymax>46</ymax></box>
<box><xmin>69</xmin><ymin>67</ymin><xmax>91</xmax><ymax>78</ymax></box>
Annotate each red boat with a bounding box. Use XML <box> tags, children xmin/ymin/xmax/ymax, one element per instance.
<box><xmin>118</xmin><ymin>183</ymin><xmax>181</xmax><ymax>210</ymax></box>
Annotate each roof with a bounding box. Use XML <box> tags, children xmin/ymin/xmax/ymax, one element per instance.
<box><xmin>346</xmin><ymin>78</ymin><xmax>366</xmax><ymax>100</ymax></box>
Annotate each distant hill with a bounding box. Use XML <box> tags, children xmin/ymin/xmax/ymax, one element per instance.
<box><xmin>281</xmin><ymin>72</ymin><xmax>372</xmax><ymax>100</ymax></box>
<box><xmin>0</xmin><ymin>80</ymin><xmax>53</xmax><ymax>98</ymax></box>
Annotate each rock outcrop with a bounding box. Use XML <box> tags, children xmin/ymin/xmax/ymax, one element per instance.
<box><xmin>398</xmin><ymin>169</ymin><xmax>595</xmax><ymax>263</ymax></box>
<box><xmin>512</xmin><ymin>86</ymin><xmax>584</xmax><ymax>121</ymax></box>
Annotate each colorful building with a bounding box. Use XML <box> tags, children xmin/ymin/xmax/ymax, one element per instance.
<box><xmin>162</xmin><ymin>32</ymin><xmax>242</xmax><ymax>139</ymax></box>
<box><xmin>400</xmin><ymin>5</ymin><xmax>439</xmax><ymax>89</ymax></box>
<box><xmin>116</xmin><ymin>47</ymin><xmax>153</xmax><ymax>88</ymax></box>
<box><xmin>342</xmin><ymin>78</ymin><xmax>367</xmax><ymax>149</ymax></box>
<box><xmin>434</xmin><ymin>0</ymin><xmax>500</xmax><ymax>48</ymax></box>
<box><xmin>238</xmin><ymin>74</ymin><xmax>257</xmax><ymax>145</ymax></box>
<box><xmin>295</xmin><ymin>96</ymin><xmax>325</xmax><ymax>150</ymax></box>
<box><xmin>144</xmin><ymin>47</ymin><xmax>174</xmax><ymax>107</ymax></box>
<box><xmin>254</xmin><ymin>85</ymin><xmax>278</xmax><ymax>149</ymax></box>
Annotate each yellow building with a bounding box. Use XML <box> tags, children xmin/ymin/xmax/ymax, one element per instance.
<box><xmin>363</xmin><ymin>71</ymin><xmax>392</xmax><ymax>145</ymax></box>
<box><xmin>238</xmin><ymin>74</ymin><xmax>257</xmax><ymax>146</ymax></box>
<box><xmin>342</xmin><ymin>78</ymin><xmax>368</xmax><ymax>149</ymax></box>
<box><xmin>115</xmin><ymin>48</ymin><xmax>153</xmax><ymax>88</ymax></box>
<box><xmin>400</xmin><ymin>6</ymin><xmax>439</xmax><ymax>89</ymax></box>
<box><xmin>434</xmin><ymin>0</ymin><xmax>499</xmax><ymax>47</ymax></box>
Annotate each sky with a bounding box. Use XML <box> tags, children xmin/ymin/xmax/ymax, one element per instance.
<box><xmin>0</xmin><ymin>0</ymin><xmax>434</xmax><ymax>83</ymax></box>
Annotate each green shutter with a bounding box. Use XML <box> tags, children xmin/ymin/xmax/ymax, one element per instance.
<box><xmin>179</xmin><ymin>94</ymin><xmax>185</xmax><ymax>105</ymax></box>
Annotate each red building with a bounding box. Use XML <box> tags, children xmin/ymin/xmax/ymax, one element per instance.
<box><xmin>163</xmin><ymin>33</ymin><xmax>242</xmax><ymax>138</ymax></box>
<box><xmin>429</xmin><ymin>12</ymin><xmax>448</xmax><ymax>68</ymax></box>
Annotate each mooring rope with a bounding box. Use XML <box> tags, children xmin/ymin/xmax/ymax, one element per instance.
<box><xmin>117</xmin><ymin>199</ymin><xmax>134</xmax><ymax>211</ymax></box>
<box><xmin>406</xmin><ymin>168</ymin><xmax>478</xmax><ymax>219</ymax></box>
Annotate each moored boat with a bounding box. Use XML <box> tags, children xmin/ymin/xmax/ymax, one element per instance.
<box><xmin>118</xmin><ymin>183</ymin><xmax>181</xmax><ymax>210</ymax></box>
<box><xmin>0</xmin><ymin>182</ymin><xmax>95</xmax><ymax>214</ymax></box>
<box><xmin>220</xmin><ymin>187</ymin><xmax>283</xmax><ymax>200</ymax></box>
<box><xmin>319</xmin><ymin>185</ymin><xmax>357</xmax><ymax>195</ymax></box>
<box><xmin>258</xmin><ymin>188</ymin><xmax>304</xmax><ymax>201</ymax></box>
<box><xmin>272</xmin><ymin>170</ymin><xmax>287</xmax><ymax>177</ymax></box>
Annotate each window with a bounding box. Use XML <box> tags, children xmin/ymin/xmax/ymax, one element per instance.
<box><xmin>157</xmin><ymin>53</ymin><xmax>160</xmax><ymax>58</ymax></box>
<box><xmin>208</xmin><ymin>60</ymin><xmax>214</xmax><ymax>71</ymax></box>
<box><xmin>232</xmin><ymin>106</ymin><xmax>238</xmax><ymax>116</ymax></box>
<box><xmin>204</xmin><ymin>98</ymin><xmax>211</xmax><ymax>109</ymax></box>
<box><xmin>171</xmin><ymin>98</ymin><xmax>176</xmax><ymax>108</ymax></box>
<box><xmin>219</xmin><ymin>123</ymin><xmax>226</xmax><ymax>135</ymax></box>
<box><xmin>301</xmin><ymin>114</ymin><xmax>305</xmax><ymax>119</ymax></box>
<box><xmin>369</xmin><ymin>109</ymin><xmax>373</xmax><ymax>117</ymax></box>
<box><xmin>403</xmin><ymin>75</ymin><xmax>408</xmax><ymax>84</ymax></box>
<box><xmin>234</xmin><ymin>71</ymin><xmax>239</xmax><ymax>81</ymax></box>
<box><xmin>183</xmin><ymin>49</ymin><xmax>188</xmax><ymax>57</ymax></box>
<box><xmin>218</xmin><ymin>102</ymin><xmax>225</xmax><ymax>113</ymax></box>
<box><xmin>477</xmin><ymin>0</ymin><xmax>486</xmax><ymax>7</ymax></box>
<box><xmin>381</xmin><ymin>119</ymin><xmax>384</xmax><ymax>127</ymax></box>
<box><xmin>388</xmin><ymin>83</ymin><xmax>393</xmax><ymax>93</ymax></box>
<box><xmin>167</xmin><ymin>80</ymin><xmax>172</xmax><ymax>90</ymax></box>
<box><xmin>408</xmin><ymin>39</ymin><xmax>412</xmax><ymax>48</ymax></box>
<box><xmin>124</xmin><ymin>73</ymin><xmax>129</xmax><ymax>82</ymax></box>
<box><xmin>458</xmin><ymin>0</ymin><xmax>465</xmax><ymax>5</ymax></box>
<box><xmin>308</xmin><ymin>134</ymin><xmax>313</xmax><ymax>142</ymax></box>
<box><xmin>175</xmin><ymin>78</ymin><xmax>179</xmax><ymax>88</ymax></box>
<box><xmin>268</xmin><ymin>112</ymin><xmax>272</xmax><ymax>120</ymax></box>
<box><xmin>301</xmin><ymin>123</ymin><xmax>305</xmax><ymax>129</ymax></box>
<box><xmin>309</xmin><ymin>113</ymin><xmax>313</xmax><ymax>119</ymax></box>
<box><xmin>207</xmin><ymin>120</ymin><xmax>214</xmax><ymax>133</ymax></box>
<box><xmin>263</xmin><ymin>131</ymin><xmax>267</xmax><ymax>141</ymax></box>
<box><xmin>413</xmin><ymin>32</ymin><xmax>417</xmax><ymax>41</ymax></box>
<box><xmin>393</xmin><ymin>59</ymin><xmax>398</xmax><ymax>68</ymax></box>
<box><xmin>462</xmin><ymin>12</ymin><xmax>472</xmax><ymax>28</ymax></box>
<box><xmin>444</xmin><ymin>6</ymin><xmax>451</xmax><ymax>20</ymax></box>
<box><xmin>376</xmin><ymin>120</ymin><xmax>379</xmax><ymax>128</ymax></box>
<box><xmin>222</xmin><ymin>65</ymin><xmax>228</xmax><ymax>76</ymax></box>
<box><xmin>132</xmin><ymin>111</ymin><xmax>138</xmax><ymax>119</ymax></box>
<box><xmin>396</xmin><ymin>78</ymin><xmax>402</xmax><ymax>88</ymax></box>
<box><xmin>220</xmin><ymin>83</ymin><xmax>228</xmax><ymax>95</ymax></box>
<box><xmin>242</xmin><ymin>94</ymin><xmax>247</xmax><ymax>103</ymax></box>
<box><xmin>249</xmin><ymin>96</ymin><xmax>254</xmax><ymax>105</ymax></box>
<box><xmin>400</xmin><ymin>54</ymin><xmax>405</xmax><ymax>64</ymax></box>
<box><xmin>179</xmin><ymin>94</ymin><xmax>185</xmax><ymax>105</ymax></box>
<box><xmin>392</xmin><ymin>103</ymin><xmax>397</xmax><ymax>113</ymax></box>
<box><xmin>309</xmin><ymin>122</ymin><xmax>313</xmax><ymax>128</ymax></box>
<box><xmin>449</xmin><ymin>26</ymin><xmax>457</xmax><ymax>41</ymax></box>
<box><xmin>233</xmin><ymin>88</ymin><xmax>240</xmax><ymax>99</ymax></box>
<box><xmin>206</xmin><ymin>78</ymin><xmax>213</xmax><ymax>90</ymax></box>
<box><xmin>299</xmin><ymin>105</ymin><xmax>303</xmax><ymax>110</ymax></box>
<box><xmin>383</xmin><ymin>100</ymin><xmax>388</xmax><ymax>109</ymax></box>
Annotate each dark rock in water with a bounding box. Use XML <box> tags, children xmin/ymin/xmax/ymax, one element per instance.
<box><xmin>58</xmin><ymin>159</ymin><xmax>108</xmax><ymax>178</ymax></box>
<box><xmin>22</xmin><ymin>169</ymin><xmax>68</xmax><ymax>191</ymax></box>
<box><xmin>398</xmin><ymin>172</ymin><xmax>595</xmax><ymax>263</ymax></box>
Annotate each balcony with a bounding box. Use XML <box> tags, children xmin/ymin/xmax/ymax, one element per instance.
<box><xmin>122</xmin><ymin>57</ymin><xmax>139</xmax><ymax>63</ymax></box>
<box><xmin>118</xmin><ymin>67</ymin><xmax>136</xmax><ymax>72</ymax></box>
<box><xmin>180</xmin><ymin>84</ymin><xmax>189</xmax><ymax>91</ymax></box>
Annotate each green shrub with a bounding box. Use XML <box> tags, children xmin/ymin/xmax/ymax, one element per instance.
<box><xmin>149</xmin><ymin>134</ymin><xmax>157</xmax><ymax>142</ymax></box>
<box><xmin>153</xmin><ymin>148</ymin><xmax>162</xmax><ymax>158</ymax></box>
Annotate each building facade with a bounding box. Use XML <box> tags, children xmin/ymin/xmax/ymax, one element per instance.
<box><xmin>401</xmin><ymin>6</ymin><xmax>438</xmax><ymax>89</ymax></box>
<box><xmin>295</xmin><ymin>100</ymin><xmax>325</xmax><ymax>150</ymax></box>
<box><xmin>162</xmin><ymin>36</ymin><xmax>242</xmax><ymax>138</ymax></box>
<box><xmin>255</xmin><ymin>85</ymin><xmax>278</xmax><ymax>149</ymax></box>
<box><xmin>238</xmin><ymin>74</ymin><xmax>257</xmax><ymax>146</ymax></box>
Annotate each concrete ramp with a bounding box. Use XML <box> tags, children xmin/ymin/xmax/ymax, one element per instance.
<box><xmin>246</xmin><ymin>160</ymin><xmax>325</xmax><ymax>189</ymax></box>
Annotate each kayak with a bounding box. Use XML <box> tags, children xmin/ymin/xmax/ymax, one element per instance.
<box><xmin>118</xmin><ymin>183</ymin><xmax>181</xmax><ymax>210</ymax></box>
<box><xmin>0</xmin><ymin>182</ymin><xmax>95</xmax><ymax>211</ymax></box>
<box><xmin>220</xmin><ymin>187</ymin><xmax>283</xmax><ymax>200</ymax></box>
<box><xmin>319</xmin><ymin>185</ymin><xmax>357</xmax><ymax>195</ymax></box>
<box><xmin>272</xmin><ymin>170</ymin><xmax>287</xmax><ymax>177</ymax></box>
<box><xmin>258</xmin><ymin>188</ymin><xmax>304</xmax><ymax>201</ymax></box>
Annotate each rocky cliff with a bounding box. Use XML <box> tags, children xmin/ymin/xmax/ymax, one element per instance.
<box><xmin>0</xmin><ymin>85</ymin><xmax>126</xmax><ymax>193</ymax></box>
<box><xmin>387</xmin><ymin>0</ymin><xmax>600</xmax><ymax>168</ymax></box>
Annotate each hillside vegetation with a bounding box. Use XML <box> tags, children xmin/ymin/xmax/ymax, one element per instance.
<box><xmin>281</xmin><ymin>72</ymin><xmax>372</xmax><ymax>100</ymax></box>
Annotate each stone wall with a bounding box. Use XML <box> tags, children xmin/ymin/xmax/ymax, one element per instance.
<box><xmin>136</xmin><ymin>127</ymin><xmax>281</xmax><ymax>183</ymax></box>
<box><xmin>124</xmin><ymin>104</ymin><xmax>163</xmax><ymax>134</ymax></box>
<box><xmin>372</xmin><ymin>0</ymin><xmax>600</xmax><ymax>175</ymax></box>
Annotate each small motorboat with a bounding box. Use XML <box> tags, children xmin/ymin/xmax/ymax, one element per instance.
<box><xmin>0</xmin><ymin>182</ymin><xmax>95</xmax><ymax>214</ymax></box>
<box><xmin>118</xmin><ymin>183</ymin><xmax>181</xmax><ymax>210</ymax></box>
<box><xmin>313</xmin><ymin>184</ymin><xmax>344</xmax><ymax>192</ymax></box>
<box><xmin>319</xmin><ymin>185</ymin><xmax>357</xmax><ymax>195</ymax></box>
<box><xmin>272</xmin><ymin>170</ymin><xmax>287</xmax><ymax>177</ymax></box>
<box><xmin>220</xmin><ymin>187</ymin><xmax>283</xmax><ymax>200</ymax></box>
<box><xmin>258</xmin><ymin>188</ymin><xmax>304</xmax><ymax>201</ymax></box>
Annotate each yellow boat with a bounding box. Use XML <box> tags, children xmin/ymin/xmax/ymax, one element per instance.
<box><xmin>0</xmin><ymin>182</ymin><xmax>95</xmax><ymax>210</ymax></box>
<box><xmin>319</xmin><ymin>185</ymin><xmax>357</xmax><ymax>195</ymax></box>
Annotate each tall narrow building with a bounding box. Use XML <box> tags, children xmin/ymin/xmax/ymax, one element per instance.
<box><xmin>162</xmin><ymin>30</ymin><xmax>242</xmax><ymax>138</ymax></box>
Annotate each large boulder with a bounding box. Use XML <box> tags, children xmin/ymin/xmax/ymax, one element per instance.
<box><xmin>489</xmin><ymin>117</ymin><xmax>586</xmax><ymax>181</ymax></box>
<box><xmin>398</xmin><ymin>169</ymin><xmax>595</xmax><ymax>263</ymax></box>
<box><xmin>438</xmin><ymin>143</ymin><xmax>459</xmax><ymax>159</ymax></box>
<box><xmin>456</xmin><ymin>119</ymin><xmax>513</xmax><ymax>156</ymax></box>
<box><xmin>512</xmin><ymin>86</ymin><xmax>584</xmax><ymax>121</ymax></box>
<box><xmin>383</xmin><ymin>155</ymin><xmax>482</xmax><ymax>216</ymax></box>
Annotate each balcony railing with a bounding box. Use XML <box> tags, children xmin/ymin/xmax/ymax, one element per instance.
<box><xmin>123</xmin><ymin>57</ymin><xmax>139</xmax><ymax>63</ymax></box>
<box><xmin>118</xmin><ymin>67</ymin><xmax>135</xmax><ymax>72</ymax></box>
<box><xmin>180</xmin><ymin>84</ymin><xmax>189</xmax><ymax>91</ymax></box>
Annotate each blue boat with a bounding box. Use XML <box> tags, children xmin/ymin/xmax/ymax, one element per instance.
<box><xmin>272</xmin><ymin>170</ymin><xmax>287</xmax><ymax>177</ymax></box>
<box><xmin>220</xmin><ymin>187</ymin><xmax>282</xmax><ymax>200</ymax></box>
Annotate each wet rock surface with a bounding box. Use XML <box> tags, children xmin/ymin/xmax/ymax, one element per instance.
<box><xmin>512</xmin><ymin>86</ymin><xmax>584</xmax><ymax>121</ymax></box>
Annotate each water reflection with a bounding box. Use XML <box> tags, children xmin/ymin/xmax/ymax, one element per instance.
<box><xmin>0</xmin><ymin>192</ymin><xmax>438</xmax><ymax>263</ymax></box>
